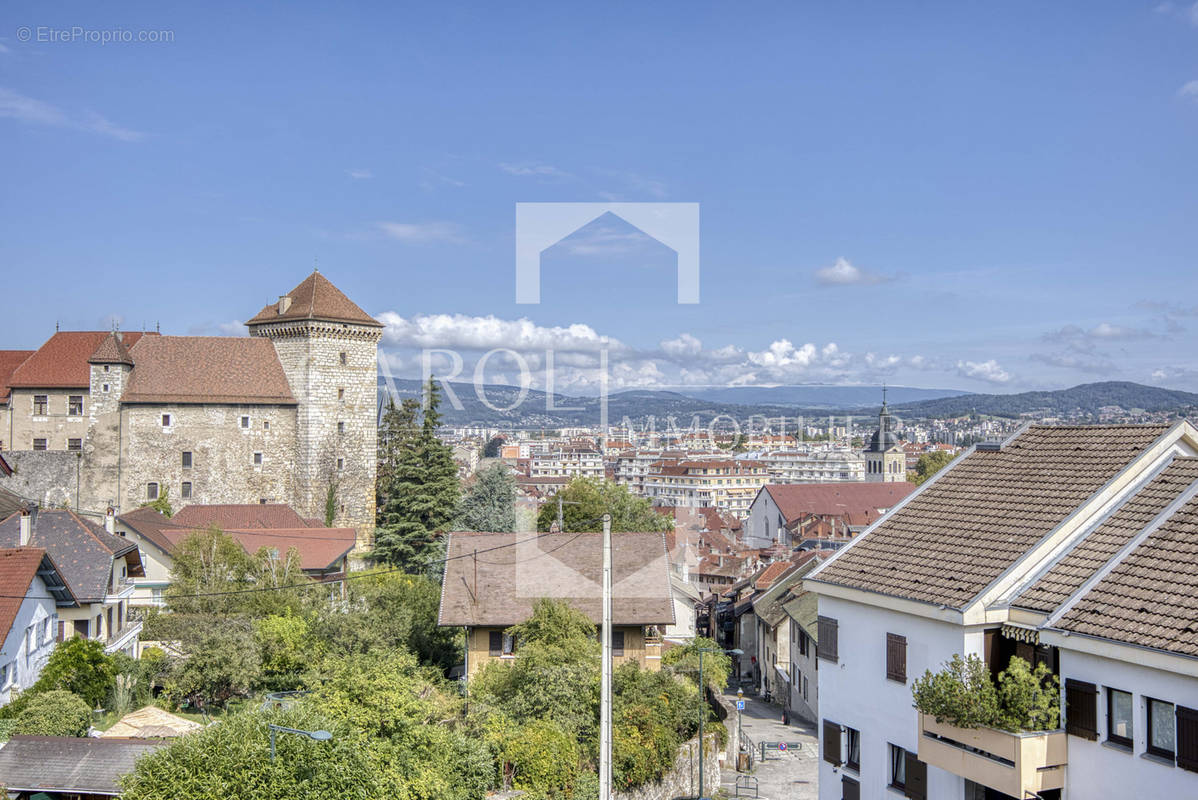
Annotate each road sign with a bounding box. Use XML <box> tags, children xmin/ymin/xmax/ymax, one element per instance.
<box><xmin>736</xmin><ymin>700</ymin><xmax>745</xmax><ymax>710</ymax></box>
<box><xmin>777</xmin><ymin>742</ymin><xmax>787</xmax><ymax>751</ymax></box>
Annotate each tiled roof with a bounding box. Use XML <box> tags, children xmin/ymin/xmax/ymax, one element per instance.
<box><xmin>438</xmin><ymin>531</ymin><xmax>675</xmax><ymax>627</ymax></box>
<box><xmin>0</xmin><ymin>510</ymin><xmax>143</xmax><ymax>603</ymax></box>
<box><xmin>1015</xmin><ymin>457</ymin><xmax>1198</xmax><ymax>611</ymax></box>
<box><xmin>0</xmin><ymin>547</ymin><xmax>47</xmax><ymax>643</ymax></box>
<box><xmin>123</xmin><ymin>336</ymin><xmax>296</xmax><ymax>405</ymax></box>
<box><xmin>8</xmin><ymin>332</ymin><xmax>148</xmax><ymax>389</ymax></box>
<box><xmin>754</xmin><ymin>560</ymin><xmax>795</xmax><ymax>590</ymax></box>
<box><xmin>764</xmin><ymin>482</ymin><xmax>917</xmax><ymax>525</ymax></box>
<box><xmin>161</xmin><ymin>527</ymin><xmax>356</xmax><ymax>571</ymax></box>
<box><xmin>0</xmin><ymin>350</ymin><xmax>35</xmax><ymax>401</ymax></box>
<box><xmin>811</xmin><ymin>425</ymin><xmax>1169</xmax><ymax>609</ymax></box>
<box><xmin>0</xmin><ymin>735</ymin><xmax>167</xmax><ymax>794</ymax></box>
<box><xmin>170</xmin><ymin>503</ymin><xmax>314</xmax><ymax>530</ymax></box>
<box><xmin>1054</xmin><ymin>495</ymin><xmax>1198</xmax><ymax>657</ymax></box>
<box><xmin>88</xmin><ymin>331</ymin><xmax>134</xmax><ymax>365</ymax></box>
<box><xmin>117</xmin><ymin>506</ymin><xmax>178</xmax><ymax>554</ymax></box>
<box><xmin>245</xmin><ymin>271</ymin><xmax>382</xmax><ymax>328</ymax></box>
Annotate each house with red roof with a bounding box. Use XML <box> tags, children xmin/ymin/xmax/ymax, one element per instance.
<box><xmin>0</xmin><ymin>272</ymin><xmax>380</xmax><ymax>548</ymax></box>
<box><xmin>0</xmin><ymin>546</ymin><xmax>76</xmax><ymax>706</ymax></box>
<box><xmin>743</xmin><ymin>481</ymin><xmax>916</xmax><ymax>549</ymax></box>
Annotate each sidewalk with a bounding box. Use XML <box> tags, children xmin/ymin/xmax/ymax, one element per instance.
<box><xmin>719</xmin><ymin>688</ymin><xmax>819</xmax><ymax>800</ymax></box>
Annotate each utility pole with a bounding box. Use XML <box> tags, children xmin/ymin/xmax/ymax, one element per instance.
<box><xmin>558</xmin><ymin>495</ymin><xmax>564</xmax><ymax>532</ymax></box>
<box><xmin>599</xmin><ymin>512</ymin><xmax>613</xmax><ymax>800</ymax></box>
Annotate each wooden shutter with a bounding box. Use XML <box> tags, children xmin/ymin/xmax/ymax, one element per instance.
<box><xmin>489</xmin><ymin>630</ymin><xmax>502</xmax><ymax>657</ymax></box>
<box><xmin>1177</xmin><ymin>706</ymin><xmax>1198</xmax><ymax>773</ymax></box>
<box><xmin>57</xmin><ymin>620</ymin><xmax>66</xmax><ymax>643</ymax></box>
<box><xmin>612</xmin><ymin>630</ymin><xmax>625</xmax><ymax>657</ymax></box>
<box><xmin>841</xmin><ymin>775</ymin><xmax>860</xmax><ymax>800</ymax></box>
<box><xmin>1065</xmin><ymin>679</ymin><xmax>1098</xmax><ymax>740</ymax></box>
<box><xmin>818</xmin><ymin>616</ymin><xmax>839</xmax><ymax>663</ymax></box>
<box><xmin>886</xmin><ymin>633</ymin><xmax>907</xmax><ymax>682</ymax></box>
<box><xmin>823</xmin><ymin>719</ymin><xmax>842</xmax><ymax>765</ymax></box>
<box><xmin>904</xmin><ymin>752</ymin><xmax>927</xmax><ymax>800</ymax></box>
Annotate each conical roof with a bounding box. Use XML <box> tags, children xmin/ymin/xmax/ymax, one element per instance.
<box><xmin>87</xmin><ymin>332</ymin><xmax>135</xmax><ymax>365</ymax></box>
<box><xmin>245</xmin><ymin>271</ymin><xmax>382</xmax><ymax>328</ymax></box>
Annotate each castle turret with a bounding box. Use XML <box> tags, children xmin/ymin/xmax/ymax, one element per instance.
<box><xmin>245</xmin><ymin>271</ymin><xmax>382</xmax><ymax>543</ymax></box>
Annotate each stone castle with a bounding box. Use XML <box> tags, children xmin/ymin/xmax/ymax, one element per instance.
<box><xmin>0</xmin><ymin>272</ymin><xmax>381</xmax><ymax>544</ymax></box>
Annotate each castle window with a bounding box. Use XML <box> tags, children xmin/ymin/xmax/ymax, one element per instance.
<box><xmin>262</xmin><ymin>420</ymin><xmax>270</xmax><ymax>431</ymax></box>
<box><xmin>103</xmin><ymin>365</ymin><xmax>110</xmax><ymax>372</ymax></box>
<box><xmin>68</xmin><ymin>396</ymin><xmax>84</xmax><ymax>416</ymax></box>
<box><xmin>241</xmin><ymin>416</ymin><xmax>250</xmax><ymax>429</ymax></box>
<box><xmin>147</xmin><ymin>482</ymin><xmax>159</xmax><ymax>500</ymax></box>
<box><xmin>32</xmin><ymin>438</ymin><xmax>47</xmax><ymax>451</ymax></box>
<box><xmin>337</xmin><ymin>457</ymin><xmax>344</xmax><ymax>471</ymax></box>
<box><xmin>259</xmin><ymin>498</ymin><xmax>268</xmax><ymax>504</ymax></box>
<box><xmin>162</xmin><ymin>414</ymin><xmax>172</xmax><ymax>427</ymax></box>
<box><xmin>102</xmin><ymin>384</ymin><xmax>110</xmax><ymax>393</ymax></box>
<box><xmin>253</xmin><ymin>452</ymin><xmax>263</xmax><ymax>465</ymax></box>
<box><xmin>337</xmin><ymin>421</ymin><xmax>346</xmax><ymax>434</ymax></box>
<box><xmin>339</xmin><ymin>352</ymin><xmax>347</xmax><ymax>365</ymax></box>
<box><xmin>68</xmin><ymin>439</ymin><xmax>82</xmax><ymax>451</ymax></box>
<box><xmin>181</xmin><ymin>451</ymin><xmax>192</xmax><ymax>469</ymax></box>
<box><xmin>33</xmin><ymin>395</ymin><xmax>48</xmax><ymax>415</ymax></box>
<box><xmin>181</xmin><ymin>482</ymin><xmax>192</xmax><ymax>499</ymax></box>
<box><xmin>338</xmin><ymin>388</ymin><xmax>345</xmax><ymax>400</ymax></box>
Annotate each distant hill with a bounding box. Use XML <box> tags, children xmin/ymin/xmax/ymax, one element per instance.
<box><xmin>678</xmin><ymin>385</ymin><xmax>970</xmax><ymax>408</ymax></box>
<box><xmin>892</xmin><ymin>381</ymin><xmax>1198</xmax><ymax>419</ymax></box>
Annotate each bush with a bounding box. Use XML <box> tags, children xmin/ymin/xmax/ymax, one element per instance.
<box><xmin>12</xmin><ymin>689</ymin><xmax>92</xmax><ymax>736</ymax></box>
<box><xmin>32</xmin><ymin>638</ymin><xmax>116</xmax><ymax>708</ymax></box>
<box><xmin>912</xmin><ymin>654</ymin><xmax>1061</xmax><ymax>732</ymax></box>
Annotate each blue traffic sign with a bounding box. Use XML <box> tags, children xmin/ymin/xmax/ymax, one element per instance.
<box><xmin>736</xmin><ymin>700</ymin><xmax>745</xmax><ymax>710</ymax></box>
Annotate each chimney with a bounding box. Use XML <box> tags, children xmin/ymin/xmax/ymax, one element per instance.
<box><xmin>105</xmin><ymin>506</ymin><xmax>115</xmax><ymax>534</ymax></box>
<box><xmin>277</xmin><ymin>295</ymin><xmax>292</xmax><ymax>315</ymax></box>
<box><xmin>19</xmin><ymin>502</ymin><xmax>37</xmax><ymax>546</ymax></box>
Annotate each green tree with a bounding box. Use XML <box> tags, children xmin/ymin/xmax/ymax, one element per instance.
<box><xmin>373</xmin><ymin>378</ymin><xmax>461</xmax><ymax>573</ymax></box>
<box><xmin>140</xmin><ymin>484</ymin><xmax>173</xmax><ymax>517</ymax></box>
<box><xmin>32</xmin><ymin>637</ymin><xmax>116</xmax><ymax>708</ymax></box>
<box><xmin>662</xmin><ymin>636</ymin><xmax>731</xmax><ymax>693</ymax></box>
<box><xmin>535</xmin><ymin>478</ymin><xmax>672</xmax><ymax>533</ymax></box>
<box><xmin>611</xmin><ymin>663</ymin><xmax>702</xmax><ymax>790</ymax></box>
<box><xmin>908</xmin><ymin>450</ymin><xmax>957</xmax><ymax>485</ymax></box>
<box><xmin>12</xmin><ymin>689</ymin><xmax>92</xmax><ymax>736</ymax></box>
<box><xmin>483</xmin><ymin>715</ymin><xmax>580</xmax><ymax>800</ymax></box>
<box><xmin>456</xmin><ymin>463</ymin><xmax>517</xmax><ymax>532</ymax></box>
<box><xmin>912</xmin><ymin>653</ymin><xmax>1000</xmax><ymax>729</ymax></box>
<box><xmin>120</xmin><ymin>706</ymin><xmax>387</xmax><ymax>800</ymax></box>
<box><xmin>164</xmin><ymin>526</ymin><xmax>256</xmax><ymax>615</ymax></box>
<box><xmin>995</xmin><ymin>657</ymin><xmax>1060</xmax><ymax>732</ymax></box>
<box><xmin>160</xmin><ymin>619</ymin><xmax>262</xmax><ymax>710</ymax></box>
<box><xmin>254</xmin><ymin>614</ymin><xmax>313</xmax><ymax>691</ymax></box>
<box><xmin>483</xmin><ymin>436</ymin><xmax>504</xmax><ymax>458</ymax></box>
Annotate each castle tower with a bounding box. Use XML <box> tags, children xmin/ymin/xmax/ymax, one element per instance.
<box><xmin>864</xmin><ymin>388</ymin><xmax>905</xmax><ymax>482</ymax></box>
<box><xmin>245</xmin><ymin>272</ymin><xmax>382</xmax><ymax>543</ymax></box>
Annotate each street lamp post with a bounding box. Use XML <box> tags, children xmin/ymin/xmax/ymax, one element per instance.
<box><xmin>268</xmin><ymin>724</ymin><xmax>332</xmax><ymax>761</ymax></box>
<box><xmin>696</xmin><ymin>646</ymin><xmax>742</xmax><ymax>800</ymax></box>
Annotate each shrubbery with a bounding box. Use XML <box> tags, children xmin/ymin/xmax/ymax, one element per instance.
<box><xmin>912</xmin><ymin>654</ymin><xmax>1060</xmax><ymax>732</ymax></box>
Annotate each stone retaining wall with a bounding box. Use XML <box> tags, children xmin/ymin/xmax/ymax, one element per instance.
<box><xmin>613</xmin><ymin>731</ymin><xmax>723</xmax><ymax>800</ymax></box>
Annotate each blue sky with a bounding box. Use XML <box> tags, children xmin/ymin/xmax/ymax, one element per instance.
<box><xmin>2</xmin><ymin>1</ymin><xmax>1198</xmax><ymax>394</ymax></box>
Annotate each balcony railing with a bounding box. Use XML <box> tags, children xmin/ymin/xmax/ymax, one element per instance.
<box><xmin>917</xmin><ymin>712</ymin><xmax>1067</xmax><ymax>799</ymax></box>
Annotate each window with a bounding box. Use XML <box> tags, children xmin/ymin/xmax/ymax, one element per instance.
<box><xmin>612</xmin><ymin>630</ymin><xmax>625</xmax><ymax>657</ymax></box>
<box><xmin>339</xmin><ymin>351</ymin><xmax>347</xmax><ymax>365</ymax></box>
<box><xmin>338</xmin><ymin>387</ymin><xmax>345</xmax><ymax>400</ymax></box>
<box><xmin>32</xmin><ymin>438</ymin><xmax>47</xmax><ymax>451</ymax></box>
<box><xmin>798</xmin><ymin>628</ymin><xmax>808</xmax><ymax>657</ymax></box>
<box><xmin>889</xmin><ymin>744</ymin><xmax>907</xmax><ymax>790</ymax></box>
<box><xmin>33</xmin><ymin>395</ymin><xmax>48</xmax><ymax>415</ymax></box>
<box><xmin>67</xmin><ymin>438</ymin><xmax>82</xmax><ymax>451</ymax></box>
<box><xmin>840</xmin><ymin>775</ymin><xmax>859</xmax><ymax>800</ymax></box>
<box><xmin>162</xmin><ymin>413</ymin><xmax>172</xmax><ymax>427</ymax></box>
<box><xmin>181</xmin><ymin>481</ymin><xmax>192</xmax><ymax>499</ymax></box>
<box><xmin>844</xmin><ymin>725</ymin><xmax>860</xmax><ymax>771</ymax></box>
<box><xmin>241</xmin><ymin>415</ymin><xmax>250</xmax><ymax>428</ymax></box>
<box><xmin>886</xmin><ymin>633</ymin><xmax>907</xmax><ymax>682</ymax></box>
<box><xmin>147</xmin><ymin>482</ymin><xmax>159</xmax><ymax>500</ymax></box>
<box><xmin>181</xmin><ymin>451</ymin><xmax>193</xmax><ymax>469</ymax></box>
<box><xmin>102</xmin><ymin>383</ymin><xmax>110</xmax><ymax>393</ymax></box>
<box><xmin>818</xmin><ymin>616</ymin><xmax>838</xmax><ymax>663</ymax></box>
<box><xmin>336</xmin><ymin>457</ymin><xmax>344</xmax><ymax>472</ymax></box>
<box><xmin>253</xmin><ymin>452</ymin><xmax>263</xmax><ymax>465</ymax></box>
<box><xmin>1107</xmin><ymin>688</ymin><xmax>1133</xmax><ymax>748</ymax></box>
<box><xmin>68</xmin><ymin>395</ymin><xmax>83</xmax><ymax>415</ymax></box>
<box><xmin>1148</xmin><ymin>698</ymin><xmax>1176</xmax><ymax>761</ymax></box>
<box><xmin>1065</xmin><ymin>679</ymin><xmax>1098</xmax><ymax>740</ymax></box>
<box><xmin>802</xmin><ymin>675</ymin><xmax>809</xmax><ymax>701</ymax></box>
<box><xmin>337</xmin><ymin>421</ymin><xmax>346</xmax><ymax>434</ymax></box>
<box><xmin>0</xmin><ymin>663</ymin><xmax>10</xmax><ymax>689</ymax></box>
<box><xmin>263</xmin><ymin>420</ymin><xmax>270</xmax><ymax>431</ymax></box>
<box><xmin>502</xmin><ymin>633</ymin><xmax>515</xmax><ymax>655</ymax></box>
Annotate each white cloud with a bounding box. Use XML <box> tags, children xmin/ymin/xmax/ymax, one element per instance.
<box><xmin>0</xmin><ymin>87</ymin><xmax>144</xmax><ymax>141</ymax></box>
<box><xmin>377</xmin><ymin>311</ymin><xmax>626</xmax><ymax>355</ymax></box>
<box><xmin>499</xmin><ymin>162</ymin><xmax>573</xmax><ymax>179</ymax></box>
<box><xmin>1030</xmin><ymin>352</ymin><xmax>1114</xmax><ymax>375</ymax></box>
<box><xmin>1180</xmin><ymin>80</ymin><xmax>1198</xmax><ymax>102</ymax></box>
<box><xmin>956</xmin><ymin>359</ymin><xmax>1012</xmax><ymax>384</ymax></box>
<box><xmin>661</xmin><ymin>333</ymin><xmax>703</xmax><ymax>359</ymax></box>
<box><xmin>347</xmin><ymin>168</ymin><xmax>374</xmax><ymax>179</ymax></box>
<box><xmin>376</xmin><ymin>221</ymin><xmax>463</xmax><ymax>243</ymax></box>
<box><xmin>814</xmin><ymin>257</ymin><xmax>892</xmax><ymax>287</ymax></box>
<box><xmin>1044</xmin><ymin>321</ymin><xmax>1157</xmax><ymax>344</ymax></box>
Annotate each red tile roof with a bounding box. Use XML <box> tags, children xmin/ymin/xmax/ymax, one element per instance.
<box><xmin>123</xmin><ymin>336</ymin><xmax>295</xmax><ymax>405</ymax></box>
<box><xmin>0</xmin><ymin>547</ymin><xmax>47</xmax><ymax>643</ymax></box>
<box><xmin>0</xmin><ymin>351</ymin><xmax>35</xmax><ymax>401</ymax></box>
<box><xmin>170</xmin><ymin>503</ymin><xmax>313</xmax><ymax>530</ymax></box>
<box><xmin>764</xmin><ymin>482</ymin><xmax>917</xmax><ymax>524</ymax></box>
<box><xmin>116</xmin><ymin>506</ymin><xmax>178</xmax><ymax>555</ymax></box>
<box><xmin>754</xmin><ymin>560</ymin><xmax>796</xmax><ymax>590</ymax></box>
<box><xmin>88</xmin><ymin>332</ymin><xmax>134</xmax><ymax>365</ymax></box>
<box><xmin>8</xmin><ymin>332</ymin><xmax>149</xmax><ymax>389</ymax></box>
<box><xmin>245</xmin><ymin>271</ymin><xmax>382</xmax><ymax>328</ymax></box>
<box><xmin>161</xmin><ymin>527</ymin><xmax>356</xmax><ymax>572</ymax></box>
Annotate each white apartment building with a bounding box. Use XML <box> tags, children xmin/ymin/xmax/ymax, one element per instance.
<box><xmin>642</xmin><ymin>459</ymin><xmax>768</xmax><ymax>517</ymax></box>
<box><xmin>528</xmin><ymin>449</ymin><xmax>603</xmax><ymax>479</ymax></box>
<box><xmin>806</xmin><ymin>423</ymin><xmax>1198</xmax><ymax>800</ymax></box>
<box><xmin>755</xmin><ymin>448</ymin><xmax>866</xmax><ymax>483</ymax></box>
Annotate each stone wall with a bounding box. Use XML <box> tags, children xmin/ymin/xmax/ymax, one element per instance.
<box><xmin>613</xmin><ymin>732</ymin><xmax>722</xmax><ymax>800</ymax></box>
<box><xmin>0</xmin><ymin>450</ymin><xmax>82</xmax><ymax>509</ymax></box>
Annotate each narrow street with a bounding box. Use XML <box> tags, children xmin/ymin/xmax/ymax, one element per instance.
<box><xmin>719</xmin><ymin>688</ymin><xmax>819</xmax><ymax>800</ymax></box>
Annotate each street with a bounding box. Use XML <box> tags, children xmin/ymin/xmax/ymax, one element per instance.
<box><xmin>720</xmin><ymin>688</ymin><xmax>819</xmax><ymax>800</ymax></box>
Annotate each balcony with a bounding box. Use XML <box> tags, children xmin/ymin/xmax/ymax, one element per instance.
<box><xmin>104</xmin><ymin>618</ymin><xmax>143</xmax><ymax>655</ymax></box>
<box><xmin>105</xmin><ymin>576</ymin><xmax>136</xmax><ymax>603</ymax></box>
<box><xmin>918</xmin><ymin>713</ymin><xmax>1066</xmax><ymax>799</ymax></box>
